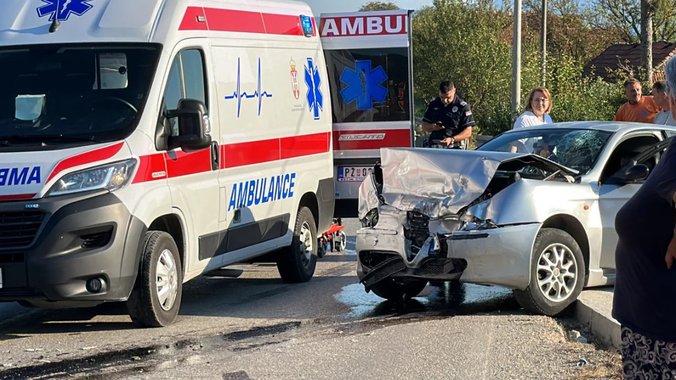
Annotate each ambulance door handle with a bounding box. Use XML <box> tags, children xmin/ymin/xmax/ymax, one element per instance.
<box><xmin>210</xmin><ymin>141</ymin><xmax>220</xmax><ymax>171</ymax></box>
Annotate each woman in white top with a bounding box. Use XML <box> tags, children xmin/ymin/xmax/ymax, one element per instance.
<box><xmin>513</xmin><ymin>87</ymin><xmax>553</xmax><ymax>129</ymax></box>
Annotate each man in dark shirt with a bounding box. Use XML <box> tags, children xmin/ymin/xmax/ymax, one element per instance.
<box><xmin>613</xmin><ymin>56</ymin><xmax>676</xmax><ymax>378</ymax></box>
<box><xmin>421</xmin><ymin>80</ymin><xmax>475</xmax><ymax>148</ymax></box>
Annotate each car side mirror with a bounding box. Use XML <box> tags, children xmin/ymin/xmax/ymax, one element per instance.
<box><xmin>623</xmin><ymin>164</ymin><xmax>649</xmax><ymax>182</ymax></box>
<box><xmin>168</xmin><ymin>99</ymin><xmax>211</xmax><ymax>151</ymax></box>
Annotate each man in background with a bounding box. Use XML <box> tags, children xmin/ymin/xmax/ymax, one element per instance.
<box><xmin>652</xmin><ymin>80</ymin><xmax>675</xmax><ymax>125</ymax></box>
<box><xmin>614</xmin><ymin>78</ymin><xmax>660</xmax><ymax>123</ymax></box>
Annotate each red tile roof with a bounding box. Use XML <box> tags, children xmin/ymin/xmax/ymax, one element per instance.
<box><xmin>584</xmin><ymin>41</ymin><xmax>676</xmax><ymax>81</ymax></box>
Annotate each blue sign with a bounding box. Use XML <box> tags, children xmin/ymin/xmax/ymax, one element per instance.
<box><xmin>0</xmin><ymin>167</ymin><xmax>41</xmax><ymax>186</ymax></box>
<box><xmin>37</xmin><ymin>0</ymin><xmax>93</xmax><ymax>21</ymax></box>
<box><xmin>340</xmin><ymin>60</ymin><xmax>388</xmax><ymax>111</ymax></box>
<box><xmin>224</xmin><ymin>58</ymin><xmax>273</xmax><ymax>118</ymax></box>
<box><xmin>304</xmin><ymin>58</ymin><xmax>323</xmax><ymax>120</ymax></box>
<box><xmin>228</xmin><ymin>173</ymin><xmax>296</xmax><ymax>211</ymax></box>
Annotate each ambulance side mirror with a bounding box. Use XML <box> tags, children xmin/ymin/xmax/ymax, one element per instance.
<box><xmin>168</xmin><ymin>99</ymin><xmax>212</xmax><ymax>151</ymax></box>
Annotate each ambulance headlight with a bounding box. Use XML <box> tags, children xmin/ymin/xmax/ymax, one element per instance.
<box><xmin>47</xmin><ymin>159</ymin><xmax>137</xmax><ymax>197</ymax></box>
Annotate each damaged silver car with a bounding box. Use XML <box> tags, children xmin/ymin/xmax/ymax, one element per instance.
<box><xmin>356</xmin><ymin>122</ymin><xmax>676</xmax><ymax>315</ymax></box>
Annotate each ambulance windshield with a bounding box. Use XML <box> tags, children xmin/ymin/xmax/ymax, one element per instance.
<box><xmin>0</xmin><ymin>44</ymin><xmax>161</xmax><ymax>147</ymax></box>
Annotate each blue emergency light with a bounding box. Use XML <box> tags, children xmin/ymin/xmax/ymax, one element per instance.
<box><xmin>299</xmin><ymin>15</ymin><xmax>313</xmax><ymax>37</ymax></box>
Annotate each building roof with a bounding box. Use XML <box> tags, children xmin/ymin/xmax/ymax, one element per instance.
<box><xmin>584</xmin><ymin>41</ymin><xmax>676</xmax><ymax>82</ymax></box>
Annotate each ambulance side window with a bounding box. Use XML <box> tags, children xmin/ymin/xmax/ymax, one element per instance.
<box><xmin>162</xmin><ymin>49</ymin><xmax>207</xmax><ymax>136</ymax></box>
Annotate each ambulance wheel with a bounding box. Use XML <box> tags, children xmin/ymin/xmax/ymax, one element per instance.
<box><xmin>127</xmin><ymin>231</ymin><xmax>183</xmax><ymax>327</ymax></box>
<box><xmin>277</xmin><ymin>207</ymin><xmax>317</xmax><ymax>283</ymax></box>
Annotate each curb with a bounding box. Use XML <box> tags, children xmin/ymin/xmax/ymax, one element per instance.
<box><xmin>574</xmin><ymin>289</ymin><xmax>621</xmax><ymax>350</ymax></box>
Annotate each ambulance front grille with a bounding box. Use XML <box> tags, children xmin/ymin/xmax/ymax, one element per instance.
<box><xmin>0</xmin><ymin>211</ymin><xmax>44</xmax><ymax>248</ymax></box>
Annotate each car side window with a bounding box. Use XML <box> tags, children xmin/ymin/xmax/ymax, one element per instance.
<box><xmin>601</xmin><ymin>135</ymin><xmax>662</xmax><ymax>183</ymax></box>
<box><xmin>161</xmin><ymin>49</ymin><xmax>207</xmax><ymax>136</ymax></box>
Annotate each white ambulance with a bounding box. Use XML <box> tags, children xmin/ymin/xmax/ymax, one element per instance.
<box><xmin>0</xmin><ymin>0</ymin><xmax>334</xmax><ymax>326</ymax></box>
<box><xmin>319</xmin><ymin>10</ymin><xmax>414</xmax><ymax>215</ymax></box>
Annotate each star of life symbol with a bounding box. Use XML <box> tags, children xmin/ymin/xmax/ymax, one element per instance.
<box><xmin>340</xmin><ymin>60</ymin><xmax>388</xmax><ymax>111</ymax></box>
<box><xmin>37</xmin><ymin>0</ymin><xmax>94</xmax><ymax>21</ymax></box>
<box><xmin>304</xmin><ymin>58</ymin><xmax>323</xmax><ymax>120</ymax></box>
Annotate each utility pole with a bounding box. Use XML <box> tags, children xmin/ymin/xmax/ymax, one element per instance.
<box><xmin>511</xmin><ymin>0</ymin><xmax>522</xmax><ymax>117</ymax></box>
<box><xmin>640</xmin><ymin>0</ymin><xmax>655</xmax><ymax>85</ymax></box>
<box><xmin>541</xmin><ymin>0</ymin><xmax>547</xmax><ymax>86</ymax></box>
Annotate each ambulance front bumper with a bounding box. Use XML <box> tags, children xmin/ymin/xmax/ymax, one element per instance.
<box><xmin>0</xmin><ymin>192</ymin><xmax>146</xmax><ymax>306</ymax></box>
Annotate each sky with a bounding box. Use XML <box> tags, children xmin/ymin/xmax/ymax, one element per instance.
<box><xmin>304</xmin><ymin>0</ymin><xmax>434</xmax><ymax>17</ymax></box>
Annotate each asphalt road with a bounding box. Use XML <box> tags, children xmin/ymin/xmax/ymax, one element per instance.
<box><xmin>0</xmin><ymin>219</ymin><xmax>620</xmax><ymax>379</ymax></box>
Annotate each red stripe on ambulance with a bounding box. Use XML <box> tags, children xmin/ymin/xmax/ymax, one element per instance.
<box><xmin>133</xmin><ymin>153</ymin><xmax>167</xmax><ymax>184</ymax></box>
<box><xmin>46</xmin><ymin>142</ymin><xmax>125</xmax><ymax>182</ymax></box>
<box><xmin>223</xmin><ymin>132</ymin><xmax>331</xmax><ymax>168</ymax></box>
<box><xmin>280</xmin><ymin>132</ymin><xmax>330</xmax><ymax>159</ymax></box>
<box><xmin>333</xmin><ymin>129</ymin><xmax>411</xmax><ymax>151</ymax></box>
<box><xmin>134</xmin><ymin>132</ymin><xmax>331</xmax><ymax>181</ymax></box>
<box><xmin>165</xmin><ymin>148</ymin><xmax>213</xmax><ymax>177</ymax></box>
<box><xmin>179</xmin><ymin>7</ymin><xmax>315</xmax><ymax>36</ymax></box>
<box><xmin>0</xmin><ymin>193</ymin><xmax>36</xmax><ymax>201</ymax></box>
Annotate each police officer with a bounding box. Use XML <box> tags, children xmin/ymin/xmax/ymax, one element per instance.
<box><xmin>421</xmin><ymin>80</ymin><xmax>475</xmax><ymax>148</ymax></box>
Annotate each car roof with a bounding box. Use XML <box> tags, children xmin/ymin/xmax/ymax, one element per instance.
<box><xmin>501</xmin><ymin>120</ymin><xmax>676</xmax><ymax>134</ymax></box>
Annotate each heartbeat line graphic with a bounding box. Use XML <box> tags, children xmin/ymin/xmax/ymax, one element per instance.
<box><xmin>224</xmin><ymin>58</ymin><xmax>273</xmax><ymax>118</ymax></box>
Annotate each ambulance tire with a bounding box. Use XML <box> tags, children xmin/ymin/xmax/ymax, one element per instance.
<box><xmin>277</xmin><ymin>207</ymin><xmax>317</xmax><ymax>283</ymax></box>
<box><xmin>127</xmin><ymin>231</ymin><xmax>183</xmax><ymax>327</ymax></box>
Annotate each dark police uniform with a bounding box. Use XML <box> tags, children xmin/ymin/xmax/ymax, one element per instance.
<box><xmin>423</xmin><ymin>96</ymin><xmax>476</xmax><ymax>147</ymax></box>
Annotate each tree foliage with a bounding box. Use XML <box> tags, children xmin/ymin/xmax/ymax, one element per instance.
<box><xmin>589</xmin><ymin>0</ymin><xmax>676</xmax><ymax>42</ymax></box>
<box><xmin>359</xmin><ymin>1</ymin><xmax>399</xmax><ymax>11</ymax></box>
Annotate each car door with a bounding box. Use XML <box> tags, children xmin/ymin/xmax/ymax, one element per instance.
<box><xmin>597</xmin><ymin>133</ymin><xmax>673</xmax><ymax>269</ymax></box>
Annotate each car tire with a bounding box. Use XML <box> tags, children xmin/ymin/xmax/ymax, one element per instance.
<box><xmin>369</xmin><ymin>278</ymin><xmax>428</xmax><ymax>301</ymax></box>
<box><xmin>126</xmin><ymin>231</ymin><xmax>183</xmax><ymax>327</ymax></box>
<box><xmin>277</xmin><ymin>206</ymin><xmax>317</xmax><ymax>283</ymax></box>
<box><xmin>514</xmin><ymin>228</ymin><xmax>585</xmax><ymax>316</ymax></box>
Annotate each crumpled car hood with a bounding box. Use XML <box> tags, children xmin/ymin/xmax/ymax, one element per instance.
<box><xmin>359</xmin><ymin>148</ymin><xmax>577</xmax><ymax>218</ymax></box>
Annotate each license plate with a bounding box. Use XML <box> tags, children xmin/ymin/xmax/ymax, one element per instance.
<box><xmin>337</xmin><ymin>166</ymin><xmax>373</xmax><ymax>182</ymax></box>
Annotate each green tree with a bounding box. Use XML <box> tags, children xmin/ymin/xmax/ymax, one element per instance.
<box><xmin>589</xmin><ymin>0</ymin><xmax>676</xmax><ymax>42</ymax></box>
<box><xmin>359</xmin><ymin>1</ymin><xmax>399</xmax><ymax>11</ymax></box>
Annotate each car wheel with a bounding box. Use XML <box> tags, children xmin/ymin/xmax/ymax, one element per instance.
<box><xmin>277</xmin><ymin>206</ymin><xmax>317</xmax><ymax>283</ymax></box>
<box><xmin>126</xmin><ymin>231</ymin><xmax>183</xmax><ymax>327</ymax></box>
<box><xmin>514</xmin><ymin>228</ymin><xmax>585</xmax><ymax>316</ymax></box>
<box><xmin>369</xmin><ymin>278</ymin><xmax>428</xmax><ymax>301</ymax></box>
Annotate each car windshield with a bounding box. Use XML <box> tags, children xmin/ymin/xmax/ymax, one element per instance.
<box><xmin>478</xmin><ymin>128</ymin><xmax>613</xmax><ymax>175</ymax></box>
<box><xmin>0</xmin><ymin>44</ymin><xmax>161</xmax><ymax>148</ymax></box>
